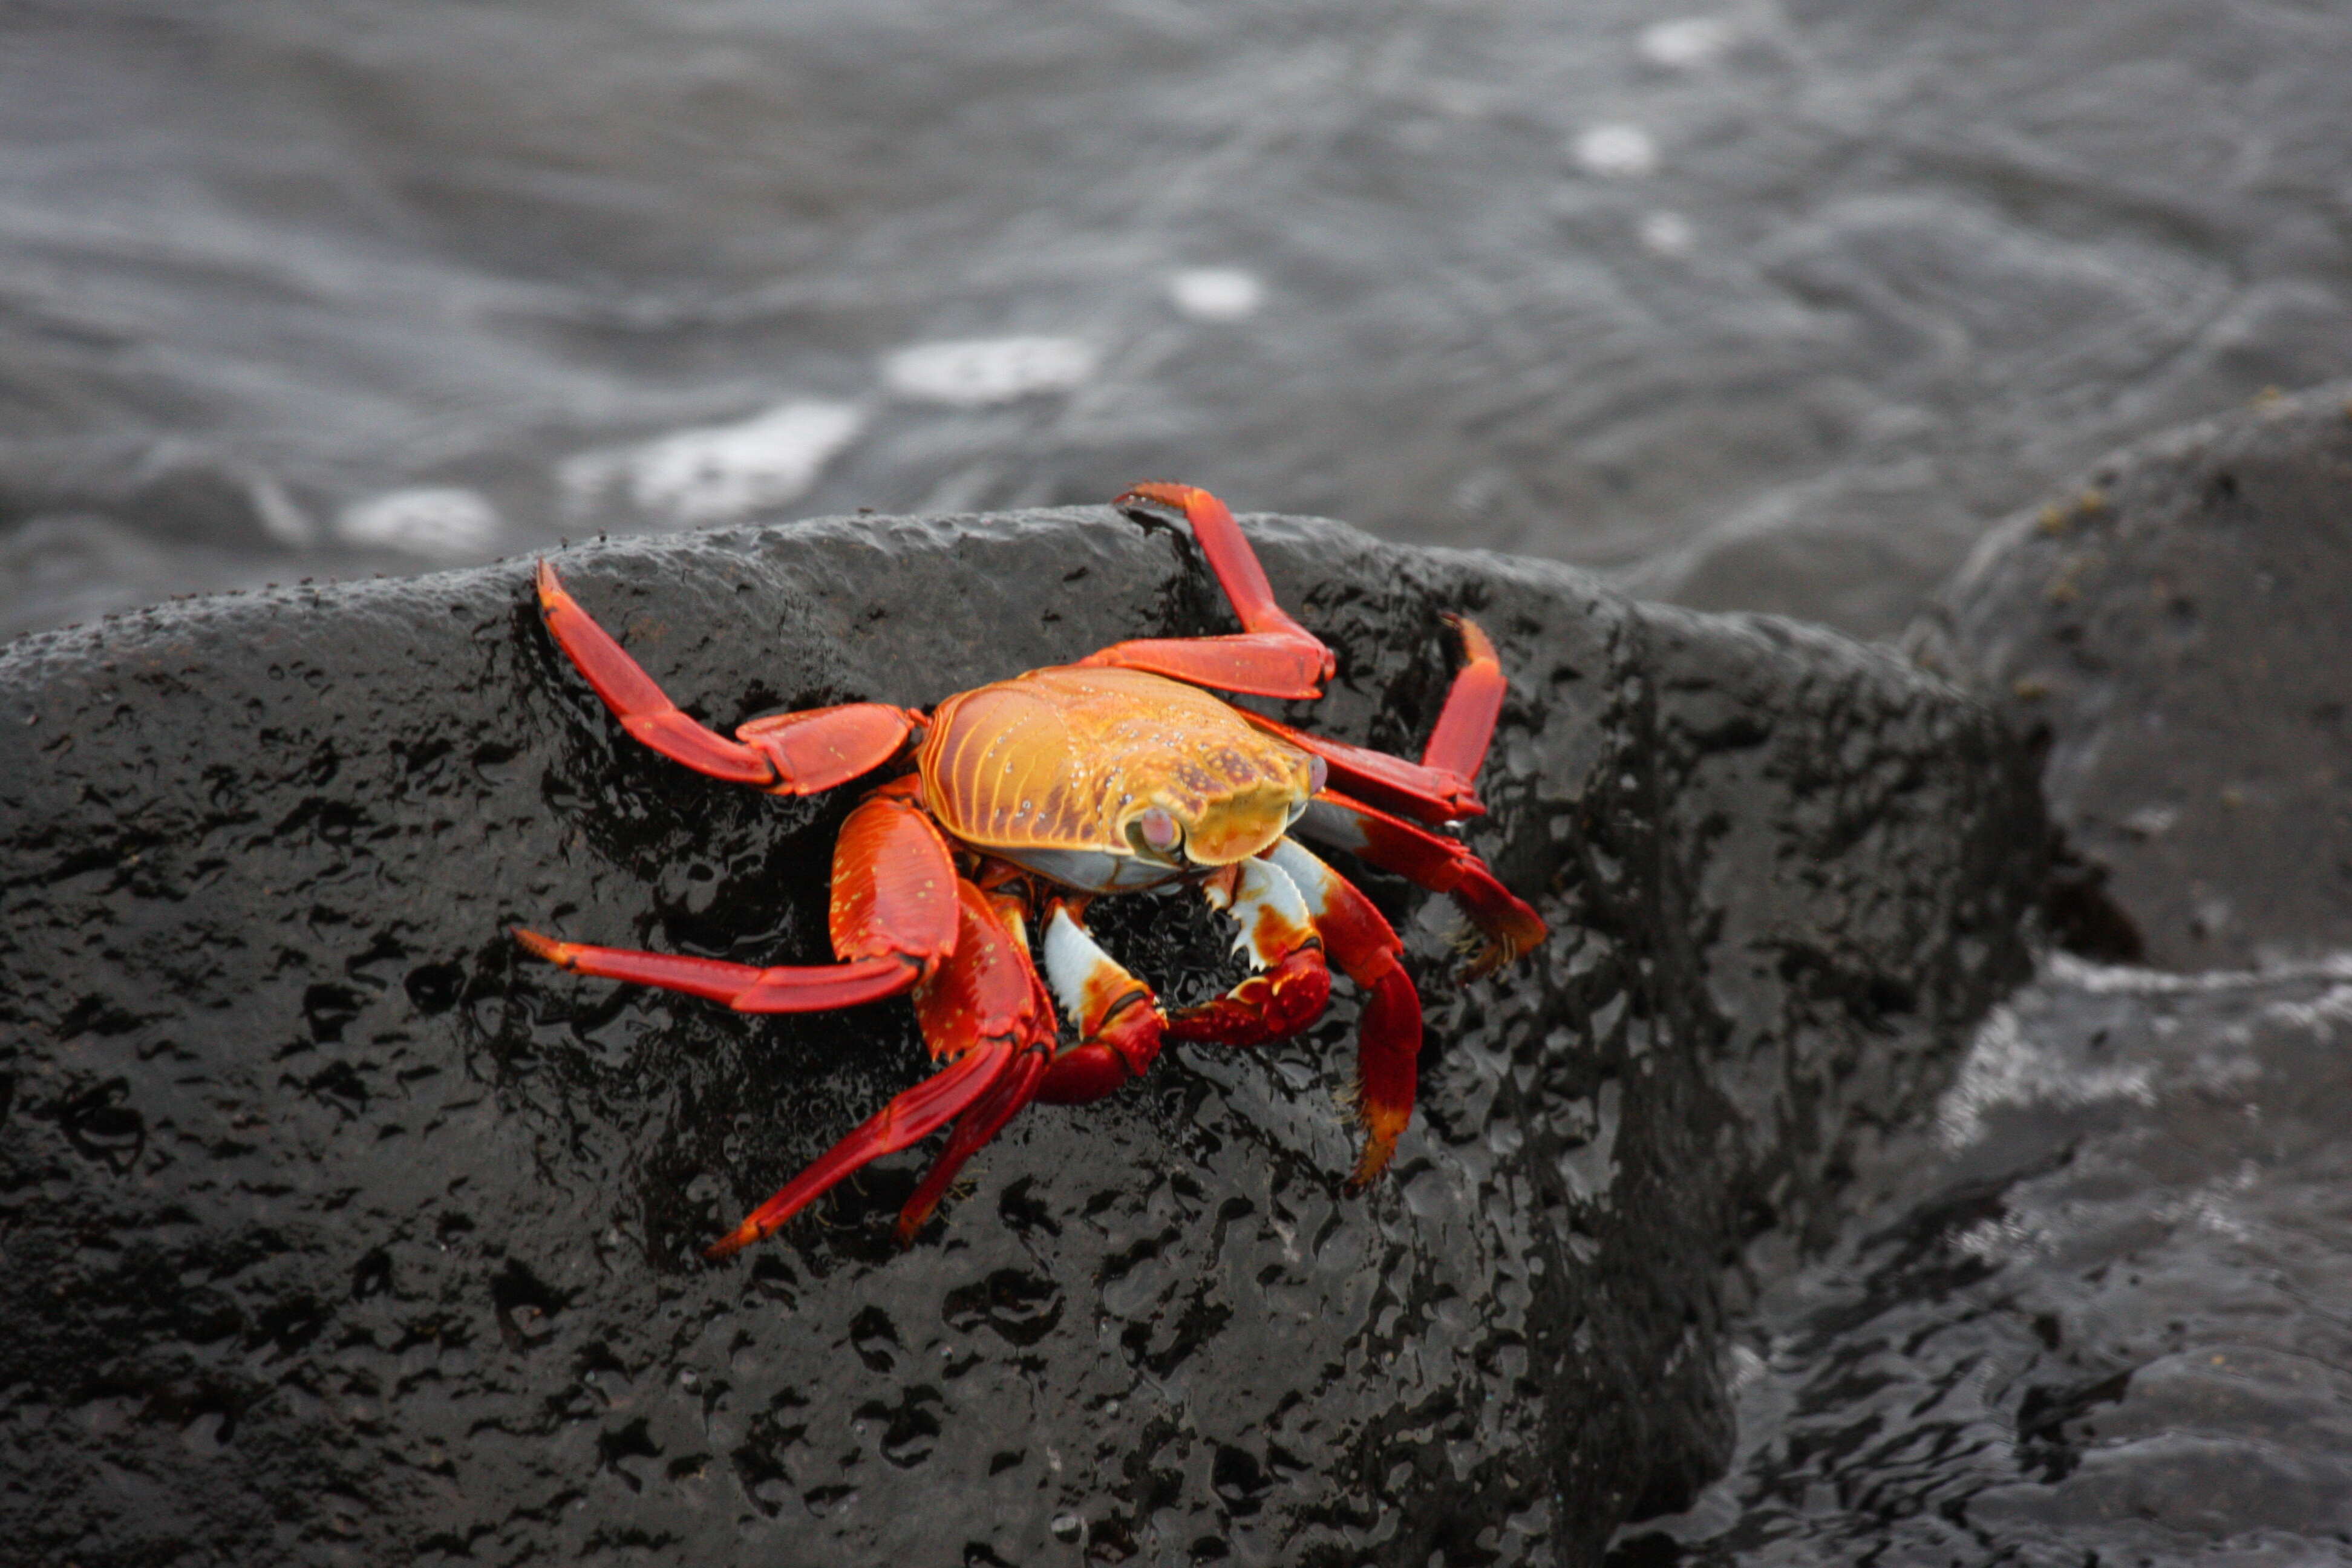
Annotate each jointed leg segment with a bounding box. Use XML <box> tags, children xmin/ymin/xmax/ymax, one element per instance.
<box><xmin>1236</xmin><ymin>613</ymin><xmax>1504</xmax><ymax>825</ymax></box>
<box><xmin>512</xmin><ymin>930</ymin><xmax>923</xmax><ymax>1013</ymax></box>
<box><xmin>537</xmin><ymin>560</ymin><xmax>916</xmax><ymax>794</ymax></box>
<box><xmin>1263</xmin><ymin>839</ymin><xmax>1423</xmax><ymax>1184</ymax></box>
<box><xmin>1079</xmin><ymin>485</ymin><xmax>1338</xmax><ymax>701</ymax></box>
<box><xmin>1298</xmin><ymin>791</ymin><xmax>1546</xmax><ymax>979</ymax></box>
<box><xmin>712</xmin><ymin>878</ymin><xmax>1059</xmax><ymax>1256</ymax></box>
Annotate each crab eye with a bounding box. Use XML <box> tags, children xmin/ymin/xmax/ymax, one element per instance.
<box><xmin>1307</xmin><ymin>756</ymin><xmax>1328</xmax><ymax>795</ymax></box>
<box><xmin>1131</xmin><ymin>807</ymin><xmax>1181</xmax><ymax>857</ymax></box>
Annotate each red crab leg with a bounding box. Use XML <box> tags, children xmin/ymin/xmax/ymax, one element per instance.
<box><xmin>514</xmin><ymin>779</ymin><xmax>960</xmax><ymax>1011</ymax></box>
<box><xmin>708</xmin><ymin>1037</ymin><xmax>1017</xmax><ymax>1259</ymax></box>
<box><xmin>1296</xmin><ymin>788</ymin><xmax>1546</xmax><ymax>980</ymax></box>
<box><xmin>1420</xmin><ymin>615</ymin><xmax>1506</xmax><ymax>780</ymax></box>
<box><xmin>894</xmin><ymin>1047</ymin><xmax>1050</xmax><ymax>1246</ymax></box>
<box><xmin>1240</xmin><ymin>714</ymin><xmax>1481</xmax><ymax>826</ymax></box>
<box><xmin>1263</xmin><ymin>840</ymin><xmax>1423</xmax><ymax>1186</ymax></box>
<box><xmin>826</xmin><ymin>777</ymin><xmax>961</xmax><ymax>965</ymax></box>
<box><xmin>1078</xmin><ymin>484</ymin><xmax>1337</xmax><ymax>701</ymax></box>
<box><xmin>1164</xmin><ymin>858</ymin><xmax>1333</xmax><ymax>1048</ymax></box>
<box><xmin>710</xmin><ymin>878</ymin><xmax>1058</xmax><ymax>1258</ymax></box>
<box><xmin>512</xmin><ymin>930</ymin><xmax>919</xmax><ymax>1011</ymax></box>
<box><xmin>1235</xmin><ymin>615</ymin><xmax>1506</xmax><ymax>826</ymax></box>
<box><xmin>537</xmin><ymin>559</ymin><xmax>917</xmax><ymax>793</ymax></box>
<box><xmin>900</xmin><ymin>893</ymin><xmax>1177</xmax><ymax>1240</ymax></box>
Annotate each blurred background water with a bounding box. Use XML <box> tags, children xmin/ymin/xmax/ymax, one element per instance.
<box><xmin>8</xmin><ymin>0</ymin><xmax>2352</xmax><ymax>641</ymax></box>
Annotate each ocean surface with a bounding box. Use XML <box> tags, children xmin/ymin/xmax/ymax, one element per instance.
<box><xmin>1628</xmin><ymin>956</ymin><xmax>2352</xmax><ymax>1565</ymax></box>
<box><xmin>8</xmin><ymin>4</ymin><xmax>2352</xmax><ymax>1560</ymax></box>
<box><xmin>7</xmin><ymin>0</ymin><xmax>2352</xmax><ymax>641</ymax></box>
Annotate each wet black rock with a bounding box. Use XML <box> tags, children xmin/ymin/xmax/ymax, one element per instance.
<box><xmin>1915</xmin><ymin>382</ymin><xmax>2352</xmax><ymax>970</ymax></box>
<box><xmin>0</xmin><ymin>505</ymin><xmax>2040</xmax><ymax>1566</ymax></box>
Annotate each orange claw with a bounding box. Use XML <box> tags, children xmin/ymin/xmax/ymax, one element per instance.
<box><xmin>1034</xmin><ymin>903</ymin><xmax>1165</xmax><ymax>1105</ymax></box>
<box><xmin>1033</xmin><ymin>994</ymin><xmax>1163</xmax><ymax>1104</ymax></box>
<box><xmin>1165</xmin><ymin>944</ymin><xmax>1331</xmax><ymax>1047</ymax></box>
<box><xmin>1164</xmin><ymin>855</ymin><xmax>1333</xmax><ymax>1047</ymax></box>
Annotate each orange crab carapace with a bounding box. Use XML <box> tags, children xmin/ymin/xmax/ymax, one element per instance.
<box><xmin>514</xmin><ymin>484</ymin><xmax>1545</xmax><ymax>1256</ymax></box>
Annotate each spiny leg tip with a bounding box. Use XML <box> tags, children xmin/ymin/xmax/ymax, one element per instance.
<box><xmin>511</xmin><ymin>927</ymin><xmax>566</xmax><ymax>964</ymax></box>
<box><xmin>703</xmin><ymin>1226</ymin><xmax>757</xmax><ymax>1262</ymax></box>
<box><xmin>1347</xmin><ymin>1135</ymin><xmax>1401</xmax><ymax>1191</ymax></box>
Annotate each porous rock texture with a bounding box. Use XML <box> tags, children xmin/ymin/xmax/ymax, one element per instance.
<box><xmin>0</xmin><ymin>504</ymin><xmax>2041</xmax><ymax>1566</ymax></box>
<box><xmin>1915</xmin><ymin>381</ymin><xmax>2352</xmax><ymax>971</ymax></box>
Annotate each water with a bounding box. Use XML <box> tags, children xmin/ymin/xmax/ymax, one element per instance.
<box><xmin>7</xmin><ymin>0</ymin><xmax>2352</xmax><ymax>639</ymax></box>
<box><xmin>1624</xmin><ymin>955</ymin><xmax>2352</xmax><ymax>1564</ymax></box>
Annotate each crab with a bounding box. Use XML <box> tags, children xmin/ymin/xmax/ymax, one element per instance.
<box><xmin>514</xmin><ymin>484</ymin><xmax>1544</xmax><ymax>1256</ymax></box>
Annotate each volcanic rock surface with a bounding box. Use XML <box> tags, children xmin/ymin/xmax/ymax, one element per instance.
<box><xmin>0</xmin><ymin>504</ymin><xmax>2040</xmax><ymax>1566</ymax></box>
<box><xmin>1617</xmin><ymin>385</ymin><xmax>2352</xmax><ymax>1564</ymax></box>
<box><xmin>1917</xmin><ymin>381</ymin><xmax>2352</xmax><ymax>971</ymax></box>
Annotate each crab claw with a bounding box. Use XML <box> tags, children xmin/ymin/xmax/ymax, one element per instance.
<box><xmin>1033</xmin><ymin>903</ymin><xmax>1166</xmax><ymax>1105</ymax></box>
<box><xmin>1165</xmin><ymin>857</ymin><xmax>1333</xmax><ymax>1047</ymax></box>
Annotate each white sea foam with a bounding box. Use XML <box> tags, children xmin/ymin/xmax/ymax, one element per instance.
<box><xmin>1639</xmin><ymin>211</ymin><xmax>1695</xmax><ymax>255</ymax></box>
<box><xmin>2044</xmin><ymin>950</ymin><xmax>2352</xmax><ymax>995</ymax></box>
<box><xmin>1573</xmin><ymin>123</ymin><xmax>1658</xmax><ymax>178</ymax></box>
<box><xmin>251</xmin><ymin>473</ymin><xmax>316</xmax><ymax>546</ymax></box>
<box><xmin>882</xmin><ymin>336</ymin><xmax>1097</xmax><ymax>406</ymax></box>
<box><xmin>1638</xmin><ymin>17</ymin><xmax>1736</xmax><ymax>70</ymax></box>
<box><xmin>1169</xmin><ymin>267</ymin><xmax>1264</xmax><ymax>322</ymax></box>
<box><xmin>560</xmin><ymin>399</ymin><xmax>866</xmax><ymax>528</ymax></box>
<box><xmin>2260</xmin><ymin>982</ymin><xmax>2352</xmax><ymax>1036</ymax></box>
<box><xmin>335</xmin><ymin>487</ymin><xmax>503</xmax><ymax>557</ymax></box>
